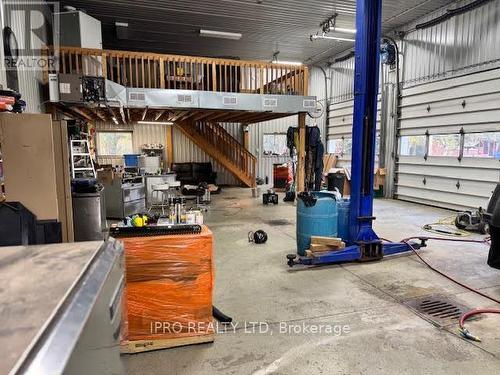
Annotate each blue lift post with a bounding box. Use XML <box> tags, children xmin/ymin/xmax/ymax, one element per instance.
<box><xmin>288</xmin><ymin>0</ymin><xmax>423</xmax><ymax>267</ymax></box>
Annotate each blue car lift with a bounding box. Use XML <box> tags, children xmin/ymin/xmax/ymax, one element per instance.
<box><xmin>287</xmin><ymin>0</ymin><xmax>424</xmax><ymax>267</ymax></box>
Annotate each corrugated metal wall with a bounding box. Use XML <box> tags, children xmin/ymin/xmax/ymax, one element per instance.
<box><xmin>248</xmin><ymin>115</ymin><xmax>297</xmax><ymax>186</ymax></box>
<box><xmin>329</xmin><ymin>56</ymin><xmax>356</xmax><ymax>104</ymax></box>
<box><xmin>402</xmin><ymin>0</ymin><xmax>500</xmax><ymax>87</ymax></box>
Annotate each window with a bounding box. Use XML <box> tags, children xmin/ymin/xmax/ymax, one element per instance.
<box><xmin>263</xmin><ymin>133</ymin><xmax>288</xmax><ymax>156</ymax></box>
<box><xmin>399</xmin><ymin>135</ymin><xmax>427</xmax><ymax>157</ymax></box>
<box><xmin>97</xmin><ymin>132</ymin><xmax>134</xmax><ymax>155</ymax></box>
<box><xmin>343</xmin><ymin>138</ymin><xmax>352</xmax><ymax>157</ymax></box>
<box><xmin>428</xmin><ymin>134</ymin><xmax>460</xmax><ymax>157</ymax></box>
<box><xmin>327</xmin><ymin>139</ymin><xmax>343</xmax><ymax>154</ymax></box>
<box><xmin>463</xmin><ymin>132</ymin><xmax>500</xmax><ymax>159</ymax></box>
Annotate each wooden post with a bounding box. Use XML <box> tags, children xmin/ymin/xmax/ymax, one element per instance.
<box><xmin>159</xmin><ymin>58</ymin><xmax>165</xmax><ymax>88</ymax></box>
<box><xmin>101</xmin><ymin>52</ymin><xmax>108</xmax><ymax>78</ymax></box>
<box><xmin>212</xmin><ymin>63</ymin><xmax>217</xmax><ymax>91</ymax></box>
<box><xmin>297</xmin><ymin>112</ymin><xmax>306</xmax><ymax>192</ymax></box>
<box><xmin>166</xmin><ymin>124</ymin><xmax>174</xmax><ymax>169</ymax></box>
<box><xmin>259</xmin><ymin>66</ymin><xmax>264</xmax><ymax>94</ymax></box>
<box><xmin>303</xmin><ymin>66</ymin><xmax>309</xmax><ymax>96</ymax></box>
<box><xmin>242</xmin><ymin>123</ymin><xmax>250</xmax><ymax>150</ymax></box>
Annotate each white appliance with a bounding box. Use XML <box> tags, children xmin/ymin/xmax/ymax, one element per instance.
<box><xmin>138</xmin><ymin>155</ymin><xmax>161</xmax><ymax>174</ymax></box>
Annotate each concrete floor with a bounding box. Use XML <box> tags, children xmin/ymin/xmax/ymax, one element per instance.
<box><xmin>125</xmin><ymin>188</ymin><xmax>500</xmax><ymax>375</ymax></box>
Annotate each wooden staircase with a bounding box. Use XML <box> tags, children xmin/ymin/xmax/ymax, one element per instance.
<box><xmin>176</xmin><ymin>121</ymin><xmax>257</xmax><ymax>187</ymax></box>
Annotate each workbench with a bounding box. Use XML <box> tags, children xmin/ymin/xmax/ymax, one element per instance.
<box><xmin>0</xmin><ymin>240</ymin><xmax>124</xmax><ymax>375</ymax></box>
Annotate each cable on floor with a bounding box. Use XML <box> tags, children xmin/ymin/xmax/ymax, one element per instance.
<box><xmin>422</xmin><ymin>215</ymin><xmax>471</xmax><ymax>237</ymax></box>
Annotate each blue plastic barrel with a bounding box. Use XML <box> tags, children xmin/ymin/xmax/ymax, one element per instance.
<box><xmin>123</xmin><ymin>154</ymin><xmax>141</xmax><ymax>167</ymax></box>
<box><xmin>296</xmin><ymin>191</ymin><xmax>338</xmax><ymax>256</ymax></box>
<box><xmin>337</xmin><ymin>198</ymin><xmax>350</xmax><ymax>243</ymax></box>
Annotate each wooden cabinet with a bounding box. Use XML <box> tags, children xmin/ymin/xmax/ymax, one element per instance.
<box><xmin>0</xmin><ymin>114</ymin><xmax>74</xmax><ymax>241</ymax></box>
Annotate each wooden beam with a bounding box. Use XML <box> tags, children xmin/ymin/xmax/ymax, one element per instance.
<box><xmin>70</xmin><ymin>106</ymin><xmax>94</xmax><ymax>122</ymax></box>
<box><xmin>93</xmin><ymin>107</ymin><xmax>107</xmax><ymax>121</ymax></box>
<box><xmin>155</xmin><ymin>110</ymin><xmax>165</xmax><ymax>121</ymax></box>
<box><xmin>166</xmin><ymin>123</ymin><xmax>174</xmax><ymax>169</ymax></box>
<box><xmin>170</xmin><ymin>111</ymin><xmax>188</xmax><ymax>122</ymax></box>
<box><xmin>141</xmin><ymin>107</ymin><xmax>148</xmax><ymax>121</ymax></box>
<box><xmin>297</xmin><ymin>112</ymin><xmax>306</xmax><ymax>192</ymax></box>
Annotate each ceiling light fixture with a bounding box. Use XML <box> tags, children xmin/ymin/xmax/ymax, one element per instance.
<box><xmin>329</xmin><ymin>27</ymin><xmax>356</xmax><ymax>34</ymax></box>
<box><xmin>112</xmin><ymin>116</ymin><xmax>119</xmax><ymax>125</ymax></box>
<box><xmin>272</xmin><ymin>60</ymin><xmax>302</xmax><ymax>66</ymax></box>
<box><xmin>137</xmin><ymin>121</ymin><xmax>174</xmax><ymax>125</ymax></box>
<box><xmin>310</xmin><ymin>33</ymin><xmax>355</xmax><ymax>42</ymax></box>
<box><xmin>199</xmin><ymin>29</ymin><xmax>242</xmax><ymax>40</ymax></box>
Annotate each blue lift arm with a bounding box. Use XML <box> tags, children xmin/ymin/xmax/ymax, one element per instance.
<box><xmin>287</xmin><ymin>0</ymin><xmax>423</xmax><ymax>267</ymax></box>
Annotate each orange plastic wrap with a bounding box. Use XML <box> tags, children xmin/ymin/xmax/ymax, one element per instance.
<box><xmin>121</xmin><ymin>226</ymin><xmax>214</xmax><ymax>342</ymax></box>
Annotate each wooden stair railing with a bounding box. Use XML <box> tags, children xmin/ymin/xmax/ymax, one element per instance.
<box><xmin>176</xmin><ymin>121</ymin><xmax>256</xmax><ymax>187</ymax></box>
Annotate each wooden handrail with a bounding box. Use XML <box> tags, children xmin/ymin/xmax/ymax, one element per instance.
<box><xmin>53</xmin><ymin>46</ymin><xmax>308</xmax><ymax>96</ymax></box>
<box><xmin>180</xmin><ymin>121</ymin><xmax>256</xmax><ymax>182</ymax></box>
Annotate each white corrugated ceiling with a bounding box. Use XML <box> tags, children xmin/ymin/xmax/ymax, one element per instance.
<box><xmin>60</xmin><ymin>0</ymin><xmax>457</xmax><ymax>62</ymax></box>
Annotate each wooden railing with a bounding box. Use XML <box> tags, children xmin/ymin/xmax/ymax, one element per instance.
<box><xmin>178</xmin><ymin>121</ymin><xmax>256</xmax><ymax>186</ymax></box>
<box><xmin>54</xmin><ymin>46</ymin><xmax>308</xmax><ymax>95</ymax></box>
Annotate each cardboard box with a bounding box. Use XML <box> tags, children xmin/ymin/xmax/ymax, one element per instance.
<box><xmin>374</xmin><ymin>168</ymin><xmax>386</xmax><ymax>190</ymax></box>
<box><xmin>97</xmin><ymin>169</ymin><xmax>114</xmax><ymax>185</ymax></box>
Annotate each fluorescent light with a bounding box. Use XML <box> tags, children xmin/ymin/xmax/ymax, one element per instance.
<box><xmin>137</xmin><ymin>121</ymin><xmax>174</xmax><ymax>125</ymax></box>
<box><xmin>112</xmin><ymin>116</ymin><xmax>119</xmax><ymax>124</ymax></box>
<box><xmin>200</xmin><ymin>29</ymin><xmax>242</xmax><ymax>40</ymax></box>
<box><xmin>310</xmin><ymin>34</ymin><xmax>355</xmax><ymax>42</ymax></box>
<box><xmin>329</xmin><ymin>27</ymin><xmax>356</xmax><ymax>34</ymax></box>
<box><xmin>272</xmin><ymin>60</ymin><xmax>303</xmax><ymax>66</ymax></box>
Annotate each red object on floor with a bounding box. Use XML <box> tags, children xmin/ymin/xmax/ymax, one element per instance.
<box><xmin>273</xmin><ymin>164</ymin><xmax>292</xmax><ymax>189</ymax></box>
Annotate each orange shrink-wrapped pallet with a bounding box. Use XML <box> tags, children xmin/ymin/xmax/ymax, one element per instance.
<box><xmin>120</xmin><ymin>226</ymin><xmax>214</xmax><ymax>353</ymax></box>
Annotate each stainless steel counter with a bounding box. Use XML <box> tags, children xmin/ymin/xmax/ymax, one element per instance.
<box><xmin>0</xmin><ymin>240</ymin><xmax>125</xmax><ymax>375</ymax></box>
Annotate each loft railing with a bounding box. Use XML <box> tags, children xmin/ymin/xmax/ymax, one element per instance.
<box><xmin>53</xmin><ymin>46</ymin><xmax>309</xmax><ymax>96</ymax></box>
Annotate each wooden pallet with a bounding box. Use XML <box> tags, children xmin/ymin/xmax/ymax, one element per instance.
<box><xmin>121</xmin><ymin>334</ymin><xmax>215</xmax><ymax>354</ymax></box>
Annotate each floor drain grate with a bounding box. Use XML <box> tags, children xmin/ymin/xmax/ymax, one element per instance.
<box><xmin>404</xmin><ymin>295</ymin><xmax>470</xmax><ymax>327</ymax></box>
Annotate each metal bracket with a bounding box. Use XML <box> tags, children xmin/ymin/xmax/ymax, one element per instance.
<box><xmin>358</xmin><ymin>241</ymin><xmax>383</xmax><ymax>261</ymax></box>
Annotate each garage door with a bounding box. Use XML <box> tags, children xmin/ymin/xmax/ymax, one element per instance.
<box><xmin>396</xmin><ymin>68</ymin><xmax>500</xmax><ymax>211</ymax></box>
<box><xmin>327</xmin><ymin>96</ymin><xmax>382</xmax><ymax>169</ymax></box>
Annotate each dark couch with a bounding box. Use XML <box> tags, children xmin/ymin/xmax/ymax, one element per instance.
<box><xmin>172</xmin><ymin>162</ymin><xmax>217</xmax><ymax>185</ymax></box>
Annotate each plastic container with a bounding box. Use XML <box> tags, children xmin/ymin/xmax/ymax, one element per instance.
<box><xmin>123</xmin><ymin>154</ymin><xmax>141</xmax><ymax>167</ymax></box>
<box><xmin>296</xmin><ymin>191</ymin><xmax>338</xmax><ymax>256</ymax></box>
<box><xmin>337</xmin><ymin>198</ymin><xmax>350</xmax><ymax>243</ymax></box>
